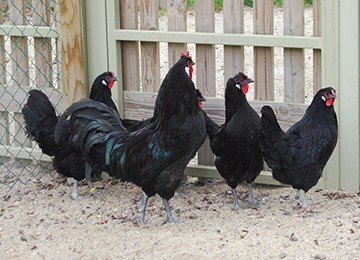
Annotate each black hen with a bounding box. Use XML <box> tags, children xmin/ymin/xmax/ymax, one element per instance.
<box><xmin>22</xmin><ymin>71</ymin><xmax>119</xmax><ymax>199</ymax></box>
<box><xmin>205</xmin><ymin>73</ymin><xmax>262</xmax><ymax>210</ymax></box>
<box><xmin>260</xmin><ymin>87</ymin><xmax>338</xmax><ymax>210</ymax></box>
<box><xmin>55</xmin><ymin>52</ymin><xmax>206</xmax><ymax>224</ymax></box>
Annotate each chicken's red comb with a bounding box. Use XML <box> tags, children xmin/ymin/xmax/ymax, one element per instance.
<box><xmin>181</xmin><ymin>51</ymin><xmax>190</xmax><ymax>58</ymax></box>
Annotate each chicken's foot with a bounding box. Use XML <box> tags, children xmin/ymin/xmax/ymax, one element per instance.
<box><xmin>232</xmin><ymin>189</ymin><xmax>245</xmax><ymax>210</ymax></box>
<box><xmin>133</xmin><ymin>191</ymin><xmax>149</xmax><ymax>226</ymax></box>
<box><xmin>296</xmin><ymin>189</ymin><xmax>309</xmax><ymax>210</ymax></box>
<box><xmin>162</xmin><ymin>199</ymin><xmax>182</xmax><ymax>224</ymax></box>
<box><xmin>85</xmin><ymin>163</ymin><xmax>100</xmax><ymax>196</ymax></box>
<box><xmin>247</xmin><ymin>183</ymin><xmax>261</xmax><ymax>207</ymax></box>
<box><xmin>71</xmin><ymin>180</ymin><xmax>80</xmax><ymax>200</ymax></box>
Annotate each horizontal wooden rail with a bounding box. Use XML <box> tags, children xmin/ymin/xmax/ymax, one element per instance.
<box><xmin>114</xmin><ymin>30</ymin><xmax>322</xmax><ymax>49</ymax></box>
<box><xmin>0</xmin><ymin>25</ymin><xmax>58</xmax><ymax>38</ymax></box>
<box><xmin>0</xmin><ymin>145</ymin><xmax>51</xmax><ymax>161</ymax></box>
<box><xmin>123</xmin><ymin>91</ymin><xmax>308</xmax><ymax>130</ymax></box>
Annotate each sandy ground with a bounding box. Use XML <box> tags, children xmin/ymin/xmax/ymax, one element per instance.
<box><xmin>1</xmin><ymin>6</ymin><xmax>357</xmax><ymax>260</ymax></box>
<box><xmin>1</xmin><ymin>171</ymin><xmax>360</xmax><ymax>260</ymax></box>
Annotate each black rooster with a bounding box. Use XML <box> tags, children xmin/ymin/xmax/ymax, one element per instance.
<box><xmin>22</xmin><ymin>71</ymin><xmax>119</xmax><ymax>199</ymax></box>
<box><xmin>260</xmin><ymin>87</ymin><xmax>338</xmax><ymax>210</ymax></box>
<box><xmin>55</xmin><ymin>52</ymin><xmax>206</xmax><ymax>224</ymax></box>
<box><xmin>204</xmin><ymin>72</ymin><xmax>263</xmax><ymax>210</ymax></box>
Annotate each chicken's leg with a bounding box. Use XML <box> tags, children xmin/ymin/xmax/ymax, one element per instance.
<box><xmin>296</xmin><ymin>189</ymin><xmax>309</xmax><ymax>210</ymax></box>
<box><xmin>232</xmin><ymin>189</ymin><xmax>245</xmax><ymax>210</ymax></box>
<box><xmin>85</xmin><ymin>162</ymin><xmax>99</xmax><ymax>195</ymax></box>
<box><xmin>162</xmin><ymin>199</ymin><xmax>182</xmax><ymax>224</ymax></box>
<box><xmin>133</xmin><ymin>191</ymin><xmax>149</xmax><ymax>226</ymax></box>
<box><xmin>247</xmin><ymin>183</ymin><xmax>260</xmax><ymax>207</ymax></box>
<box><xmin>72</xmin><ymin>180</ymin><xmax>79</xmax><ymax>200</ymax></box>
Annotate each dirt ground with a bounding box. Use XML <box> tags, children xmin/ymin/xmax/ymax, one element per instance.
<box><xmin>1</xmin><ymin>169</ymin><xmax>360</xmax><ymax>260</ymax></box>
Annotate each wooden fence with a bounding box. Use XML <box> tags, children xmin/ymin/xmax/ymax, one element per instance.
<box><xmin>0</xmin><ymin>0</ymin><xmax>60</xmax><ymax>164</ymax></box>
<box><xmin>85</xmin><ymin>0</ymin><xmax>360</xmax><ymax>191</ymax></box>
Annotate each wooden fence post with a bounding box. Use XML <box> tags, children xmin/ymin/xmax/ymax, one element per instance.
<box><xmin>140</xmin><ymin>0</ymin><xmax>160</xmax><ymax>92</ymax></box>
<box><xmin>58</xmin><ymin>0</ymin><xmax>86</xmax><ymax>108</ymax></box>
<box><xmin>283</xmin><ymin>0</ymin><xmax>304</xmax><ymax>103</ymax></box>
<box><xmin>254</xmin><ymin>0</ymin><xmax>274</xmax><ymax>101</ymax></box>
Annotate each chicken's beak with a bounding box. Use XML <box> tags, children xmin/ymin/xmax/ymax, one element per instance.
<box><xmin>113</xmin><ymin>75</ymin><xmax>119</xmax><ymax>81</ymax></box>
<box><xmin>198</xmin><ymin>96</ymin><xmax>206</xmax><ymax>102</ymax></box>
<box><xmin>248</xmin><ymin>78</ymin><xmax>254</xmax><ymax>84</ymax></box>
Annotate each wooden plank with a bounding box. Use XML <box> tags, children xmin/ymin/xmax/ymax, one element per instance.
<box><xmin>140</xmin><ymin>0</ymin><xmax>160</xmax><ymax>92</ymax></box>
<box><xmin>195</xmin><ymin>0</ymin><xmax>215</xmax><ymax>97</ymax></box>
<box><xmin>58</xmin><ymin>0</ymin><xmax>86</xmax><ymax>108</ymax></box>
<box><xmin>313</xmin><ymin>0</ymin><xmax>321</xmax><ymax>94</ymax></box>
<box><xmin>0</xmin><ymin>112</ymin><xmax>9</xmax><ymax>145</ymax></box>
<box><xmin>223</xmin><ymin>0</ymin><xmax>244</xmax><ymax>86</ymax></box>
<box><xmin>167</xmin><ymin>0</ymin><xmax>187</xmax><ymax>67</ymax></box>
<box><xmin>33</xmin><ymin>0</ymin><xmax>52</xmax><ymax>88</ymax></box>
<box><xmin>283</xmin><ymin>0</ymin><xmax>305</xmax><ymax>103</ymax></box>
<box><xmin>120</xmin><ymin>0</ymin><xmax>140</xmax><ymax>91</ymax></box>
<box><xmin>338</xmin><ymin>0</ymin><xmax>359</xmax><ymax>191</ymax></box>
<box><xmin>113</xmin><ymin>30</ymin><xmax>322</xmax><ymax>49</ymax></box>
<box><xmin>254</xmin><ymin>0</ymin><xmax>274</xmax><ymax>101</ymax></box>
<box><xmin>0</xmin><ymin>25</ymin><xmax>59</xmax><ymax>37</ymax></box>
<box><xmin>8</xmin><ymin>0</ymin><xmax>28</xmax><ymax>149</ymax></box>
<box><xmin>0</xmin><ymin>145</ymin><xmax>52</xmax><ymax>161</ymax></box>
<box><xmin>123</xmin><ymin>91</ymin><xmax>308</xmax><ymax>131</ymax></box>
<box><xmin>0</xmin><ymin>0</ymin><xmax>6</xmax><ymax>85</ymax></box>
<box><xmin>9</xmin><ymin>0</ymin><xmax>29</xmax><ymax>87</ymax></box>
<box><xmin>195</xmin><ymin>0</ymin><xmax>215</xmax><ymax>166</ymax></box>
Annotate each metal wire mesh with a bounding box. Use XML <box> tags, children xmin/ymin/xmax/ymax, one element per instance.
<box><xmin>0</xmin><ymin>0</ymin><xmax>61</xmax><ymax>189</ymax></box>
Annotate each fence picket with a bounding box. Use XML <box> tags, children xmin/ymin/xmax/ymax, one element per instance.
<box><xmin>254</xmin><ymin>0</ymin><xmax>274</xmax><ymax>101</ymax></box>
<box><xmin>140</xmin><ymin>0</ymin><xmax>160</xmax><ymax>92</ymax></box>
<box><xmin>33</xmin><ymin>0</ymin><xmax>52</xmax><ymax>89</ymax></box>
<box><xmin>313</xmin><ymin>0</ymin><xmax>321</xmax><ymax>94</ymax></box>
<box><xmin>167</xmin><ymin>0</ymin><xmax>187</xmax><ymax>68</ymax></box>
<box><xmin>223</xmin><ymin>0</ymin><xmax>244</xmax><ymax>87</ymax></box>
<box><xmin>120</xmin><ymin>0</ymin><xmax>140</xmax><ymax>91</ymax></box>
<box><xmin>195</xmin><ymin>0</ymin><xmax>215</xmax><ymax>166</ymax></box>
<box><xmin>283</xmin><ymin>0</ymin><xmax>305</xmax><ymax>103</ymax></box>
<box><xmin>0</xmin><ymin>0</ymin><xmax>6</xmax><ymax>85</ymax></box>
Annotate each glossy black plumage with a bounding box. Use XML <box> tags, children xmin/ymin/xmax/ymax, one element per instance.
<box><xmin>260</xmin><ymin>87</ymin><xmax>338</xmax><ymax>209</ymax></box>
<box><xmin>205</xmin><ymin>73</ymin><xmax>263</xmax><ymax>209</ymax></box>
<box><xmin>22</xmin><ymin>71</ymin><xmax>118</xmax><ymax>198</ymax></box>
<box><xmin>55</xmin><ymin>54</ymin><xmax>206</xmax><ymax>223</ymax></box>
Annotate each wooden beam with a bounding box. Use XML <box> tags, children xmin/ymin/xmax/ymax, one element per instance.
<box><xmin>113</xmin><ymin>30</ymin><xmax>322</xmax><ymax>49</ymax></box>
<box><xmin>254</xmin><ymin>0</ymin><xmax>274</xmax><ymax>101</ymax></box>
<box><xmin>140</xmin><ymin>0</ymin><xmax>160</xmax><ymax>92</ymax></box>
<box><xmin>338</xmin><ymin>0</ymin><xmax>360</xmax><ymax>191</ymax></box>
<box><xmin>223</xmin><ymin>0</ymin><xmax>244</xmax><ymax>85</ymax></box>
<box><xmin>58</xmin><ymin>0</ymin><xmax>86</xmax><ymax>108</ymax></box>
<box><xmin>167</xmin><ymin>0</ymin><xmax>187</xmax><ymax>67</ymax></box>
<box><xmin>123</xmin><ymin>91</ymin><xmax>309</xmax><ymax>131</ymax></box>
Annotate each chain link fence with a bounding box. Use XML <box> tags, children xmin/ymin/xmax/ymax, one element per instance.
<box><xmin>0</xmin><ymin>0</ymin><xmax>61</xmax><ymax>189</ymax></box>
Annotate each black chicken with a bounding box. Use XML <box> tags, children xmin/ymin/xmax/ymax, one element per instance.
<box><xmin>22</xmin><ymin>71</ymin><xmax>119</xmax><ymax>199</ymax></box>
<box><xmin>55</xmin><ymin>51</ymin><xmax>206</xmax><ymax>224</ymax></box>
<box><xmin>204</xmin><ymin>72</ymin><xmax>263</xmax><ymax>210</ymax></box>
<box><xmin>260</xmin><ymin>87</ymin><xmax>338</xmax><ymax>210</ymax></box>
